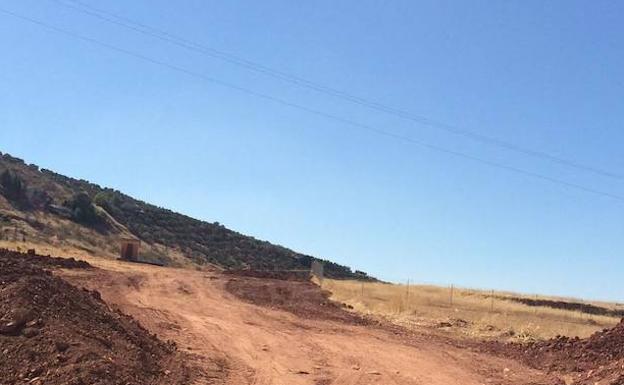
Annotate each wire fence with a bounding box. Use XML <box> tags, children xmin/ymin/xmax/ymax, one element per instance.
<box><xmin>323</xmin><ymin>278</ymin><xmax>621</xmax><ymax>338</ymax></box>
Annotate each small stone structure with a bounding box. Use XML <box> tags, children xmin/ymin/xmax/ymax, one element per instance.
<box><xmin>119</xmin><ymin>238</ymin><xmax>140</xmax><ymax>261</ymax></box>
<box><xmin>310</xmin><ymin>260</ymin><xmax>324</xmax><ymax>282</ymax></box>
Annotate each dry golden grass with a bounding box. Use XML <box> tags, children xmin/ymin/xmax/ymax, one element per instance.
<box><xmin>323</xmin><ymin>279</ymin><xmax>620</xmax><ymax>340</ymax></box>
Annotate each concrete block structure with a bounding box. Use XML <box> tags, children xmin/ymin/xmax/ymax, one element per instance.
<box><xmin>120</xmin><ymin>238</ymin><xmax>140</xmax><ymax>261</ymax></box>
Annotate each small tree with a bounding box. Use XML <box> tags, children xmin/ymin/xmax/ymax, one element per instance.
<box><xmin>0</xmin><ymin>170</ymin><xmax>29</xmax><ymax>207</ymax></box>
<box><xmin>66</xmin><ymin>192</ymin><xmax>100</xmax><ymax>225</ymax></box>
<box><xmin>93</xmin><ymin>191</ymin><xmax>112</xmax><ymax>209</ymax></box>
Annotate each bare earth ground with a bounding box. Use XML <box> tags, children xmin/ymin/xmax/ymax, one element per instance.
<box><xmin>60</xmin><ymin>258</ymin><xmax>559</xmax><ymax>385</ymax></box>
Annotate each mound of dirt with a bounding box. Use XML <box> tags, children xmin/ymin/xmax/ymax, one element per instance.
<box><xmin>0</xmin><ymin>248</ymin><xmax>91</xmax><ymax>269</ymax></box>
<box><xmin>224</xmin><ymin>269</ymin><xmax>311</xmax><ymax>281</ymax></box>
<box><xmin>0</xmin><ymin>249</ymin><xmax>191</xmax><ymax>385</ymax></box>
<box><xmin>486</xmin><ymin>319</ymin><xmax>624</xmax><ymax>384</ymax></box>
<box><xmin>514</xmin><ymin>320</ymin><xmax>624</xmax><ymax>372</ymax></box>
<box><xmin>506</xmin><ymin>296</ymin><xmax>624</xmax><ymax>318</ymax></box>
<box><xmin>225</xmin><ymin>276</ymin><xmax>372</xmax><ymax>326</ymax></box>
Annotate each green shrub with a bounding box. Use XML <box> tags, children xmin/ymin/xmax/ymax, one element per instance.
<box><xmin>65</xmin><ymin>192</ymin><xmax>101</xmax><ymax>226</ymax></box>
<box><xmin>0</xmin><ymin>170</ymin><xmax>29</xmax><ymax>207</ymax></box>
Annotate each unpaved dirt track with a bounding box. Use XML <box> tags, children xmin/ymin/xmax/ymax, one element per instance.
<box><xmin>62</xmin><ymin>259</ymin><xmax>556</xmax><ymax>385</ymax></box>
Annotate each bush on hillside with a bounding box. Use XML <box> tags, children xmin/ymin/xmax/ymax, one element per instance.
<box><xmin>65</xmin><ymin>192</ymin><xmax>101</xmax><ymax>226</ymax></box>
<box><xmin>0</xmin><ymin>170</ymin><xmax>30</xmax><ymax>208</ymax></box>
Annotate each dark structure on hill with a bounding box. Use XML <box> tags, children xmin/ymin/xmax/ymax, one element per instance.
<box><xmin>120</xmin><ymin>238</ymin><xmax>140</xmax><ymax>261</ymax></box>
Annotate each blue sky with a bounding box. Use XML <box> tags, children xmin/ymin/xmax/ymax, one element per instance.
<box><xmin>1</xmin><ymin>0</ymin><xmax>623</xmax><ymax>300</ymax></box>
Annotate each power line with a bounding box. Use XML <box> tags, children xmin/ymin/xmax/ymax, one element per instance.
<box><xmin>2</xmin><ymin>7</ymin><xmax>623</xmax><ymax>203</ymax></box>
<box><xmin>50</xmin><ymin>0</ymin><xmax>624</xmax><ymax>181</ymax></box>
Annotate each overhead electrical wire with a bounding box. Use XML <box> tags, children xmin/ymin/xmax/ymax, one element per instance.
<box><xmin>1</xmin><ymin>7</ymin><xmax>623</xmax><ymax>203</ymax></box>
<box><xmin>48</xmin><ymin>0</ymin><xmax>624</xmax><ymax>181</ymax></box>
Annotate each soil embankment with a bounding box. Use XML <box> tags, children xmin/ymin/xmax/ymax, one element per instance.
<box><xmin>487</xmin><ymin>321</ymin><xmax>624</xmax><ymax>384</ymax></box>
<box><xmin>225</xmin><ymin>273</ymin><xmax>371</xmax><ymax>326</ymax></box>
<box><xmin>0</xmin><ymin>249</ymin><xmax>193</xmax><ymax>385</ymax></box>
<box><xmin>506</xmin><ymin>296</ymin><xmax>624</xmax><ymax>318</ymax></box>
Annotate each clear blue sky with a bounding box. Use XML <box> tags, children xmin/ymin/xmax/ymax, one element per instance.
<box><xmin>1</xmin><ymin>0</ymin><xmax>623</xmax><ymax>300</ymax></box>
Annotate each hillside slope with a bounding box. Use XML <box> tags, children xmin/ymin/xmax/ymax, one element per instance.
<box><xmin>0</xmin><ymin>151</ymin><xmax>370</xmax><ymax>279</ymax></box>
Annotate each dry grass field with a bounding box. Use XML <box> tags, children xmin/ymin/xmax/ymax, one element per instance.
<box><xmin>323</xmin><ymin>279</ymin><xmax>620</xmax><ymax>340</ymax></box>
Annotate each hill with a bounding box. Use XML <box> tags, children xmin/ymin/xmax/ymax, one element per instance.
<box><xmin>0</xmin><ymin>151</ymin><xmax>371</xmax><ymax>279</ymax></box>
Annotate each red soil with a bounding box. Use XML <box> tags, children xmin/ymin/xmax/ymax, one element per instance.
<box><xmin>0</xmin><ymin>249</ymin><xmax>193</xmax><ymax>385</ymax></box>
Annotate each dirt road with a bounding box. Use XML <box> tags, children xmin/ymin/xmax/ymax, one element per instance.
<box><xmin>61</xmin><ymin>259</ymin><xmax>556</xmax><ymax>385</ymax></box>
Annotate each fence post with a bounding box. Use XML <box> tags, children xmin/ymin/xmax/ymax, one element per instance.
<box><xmin>534</xmin><ymin>294</ymin><xmax>538</xmax><ymax>315</ymax></box>
<box><xmin>450</xmin><ymin>284</ymin><xmax>454</xmax><ymax>307</ymax></box>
